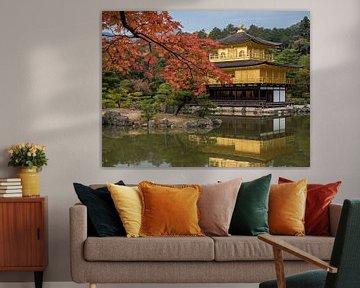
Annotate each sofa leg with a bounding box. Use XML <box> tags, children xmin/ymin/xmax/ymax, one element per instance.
<box><xmin>89</xmin><ymin>283</ymin><xmax>96</xmax><ymax>288</ymax></box>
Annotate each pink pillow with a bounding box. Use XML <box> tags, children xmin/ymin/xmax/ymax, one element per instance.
<box><xmin>198</xmin><ymin>178</ymin><xmax>242</xmax><ymax>236</ymax></box>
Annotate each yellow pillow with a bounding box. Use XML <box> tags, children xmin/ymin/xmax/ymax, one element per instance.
<box><xmin>107</xmin><ymin>183</ymin><xmax>142</xmax><ymax>238</ymax></box>
<box><xmin>138</xmin><ymin>181</ymin><xmax>204</xmax><ymax>237</ymax></box>
<box><xmin>269</xmin><ymin>179</ymin><xmax>307</xmax><ymax>236</ymax></box>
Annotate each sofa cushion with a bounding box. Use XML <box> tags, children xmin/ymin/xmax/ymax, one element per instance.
<box><xmin>198</xmin><ymin>178</ymin><xmax>242</xmax><ymax>236</ymax></box>
<box><xmin>212</xmin><ymin>236</ymin><xmax>334</xmax><ymax>261</ymax></box>
<box><xmin>269</xmin><ymin>179</ymin><xmax>307</xmax><ymax>236</ymax></box>
<box><xmin>84</xmin><ymin>236</ymin><xmax>214</xmax><ymax>261</ymax></box>
<box><xmin>73</xmin><ymin>181</ymin><xmax>126</xmax><ymax>237</ymax></box>
<box><xmin>279</xmin><ymin>177</ymin><xmax>341</xmax><ymax>236</ymax></box>
<box><xmin>139</xmin><ymin>181</ymin><xmax>203</xmax><ymax>237</ymax></box>
<box><xmin>229</xmin><ymin>174</ymin><xmax>271</xmax><ymax>236</ymax></box>
<box><xmin>107</xmin><ymin>184</ymin><xmax>142</xmax><ymax>238</ymax></box>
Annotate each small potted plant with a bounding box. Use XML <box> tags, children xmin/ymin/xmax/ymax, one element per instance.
<box><xmin>8</xmin><ymin>143</ymin><xmax>48</xmax><ymax>197</ymax></box>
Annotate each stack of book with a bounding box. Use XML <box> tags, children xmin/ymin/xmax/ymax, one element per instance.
<box><xmin>0</xmin><ymin>178</ymin><xmax>22</xmax><ymax>197</ymax></box>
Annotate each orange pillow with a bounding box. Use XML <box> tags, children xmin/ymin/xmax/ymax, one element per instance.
<box><xmin>269</xmin><ymin>179</ymin><xmax>307</xmax><ymax>236</ymax></box>
<box><xmin>279</xmin><ymin>177</ymin><xmax>341</xmax><ymax>235</ymax></box>
<box><xmin>138</xmin><ymin>181</ymin><xmax>204</xmax><ymax>237</ymax></box>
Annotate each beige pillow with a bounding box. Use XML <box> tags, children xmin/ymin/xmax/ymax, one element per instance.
<box><xmin>198</xmin><ymin>178</ymin><xmax>242</xmax><ymax>236</ymax></box>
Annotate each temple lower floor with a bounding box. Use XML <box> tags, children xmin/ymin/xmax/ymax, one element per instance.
<box><xmin>207</xmin><ymin>84</ymin><xmax>287</xmax><ymax>107</ymax></box>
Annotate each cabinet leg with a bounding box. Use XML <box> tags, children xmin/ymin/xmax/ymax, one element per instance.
<box><xmin>34</xmin><ymin>271</ymin><xmax>43</xmax><ymax>288</ymax></box>
<box><xmin>89</xmin><ymin>284</ymin><xmax>97</xmax><ymax>288</ymax></box>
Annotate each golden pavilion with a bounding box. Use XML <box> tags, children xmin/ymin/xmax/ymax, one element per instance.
<box><xmin>208</xmin><ymin>27</ymin><xmax>298</xmax><ymax>107</ymax></box>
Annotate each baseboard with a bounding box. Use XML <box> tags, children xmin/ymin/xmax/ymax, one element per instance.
<box><xmin>0</xmin><ymin>282</ymin><xmax>259</xmax><ymax>288</ymax></box>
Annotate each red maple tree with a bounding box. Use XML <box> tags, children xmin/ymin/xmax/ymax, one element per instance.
<box><xmin>102</xmin><ymin>11</ymin><xmax>231</xmax><ymax>96</ymax></box>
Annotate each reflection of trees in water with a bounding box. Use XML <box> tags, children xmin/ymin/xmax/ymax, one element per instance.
<box><xmin>102</xmin><ymin>115</ymin><xmax>310</xmax><ymax>167</ymax></box>
<box><xmin>271</xmin><ymin>115</ymin><xmax>310</xmax><ymax>166</ymax></box>
<box><xmin>102</xmin><ymin>132</ymin><xmax>209</xmax><ymax>167</ymax></box>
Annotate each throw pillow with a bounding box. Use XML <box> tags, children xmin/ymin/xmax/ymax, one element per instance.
<box><xmin>229</xmin><ymin>174</ymin><xmax>272</xmax><ymax>236</ymax></box>
<box><xmin>138</xmin><ymin>181</ymin><xmax>203</xmax><ymax>237</ymax></box>
<box><xmin>107</xmin><ymin>184</ymin><xmax>142</xmax><ymax>238</ymax></box>
<box><xmin>279</xmin><ymin>177</ymin><xmax>341</xmax><ymax>236</ymax></box>
<box><xmin>269</xmin><ymin>179</ymin><xmax>307</xmax><ymax>236</ymax></box>
<box><xmin>73</xmin><ymin>181</ymin><xmax>126</xmax><ymax>237</ymax></box>
<box><xmin>198</xmin><ymin>178</ymin><xmax>242</xmax><ymax>236</ymax></box>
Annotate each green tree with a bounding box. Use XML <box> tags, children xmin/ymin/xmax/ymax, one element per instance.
<box><xmin>291</xmin><ymin>54</ymin><xmax>310</xmax><ymax>102</ymax></box>
<box><xmin>223</xmin><ymin>24</ymin><xmax>237</xmax><ymax>36</ymax></box>
<box><xmin>154</xmin><ymin>83</ymin><xmax>174</xmax><ymax>113</ymax></box>
<box><xmin>102</xmin><ymin>86</ymin><xmax>129</xmax><ymax>108</ymax></box>
<box><xmin>208</xmin><ymin>27</ymin><xmax>223</xmax><ymax>39</ymax></box>
<box><xmin>140</xmin><ymin>99</ymin><xmax>159</xmax><ymax>122</ymax></box>
<box><xmin>292</xmin><ymin>38</ymin><xmax>310</xmax><ymax>55</ymax></box>
<box><xmin>196</xmin><ymin>29</ymin><xmax>208</xmax><ymax>39</ymax></box>
<box><xmin>171</xmin><ymin>90</ymin><xmax>193</xmax><ymax>115</ymax></box>
<box><xmin>193</xmin><ymin>94</ymin><xmax>216</xmax><ymax>118</ymax></box>
<box><xmin>299</xmin><ymin>16</ymin><xmax>310</xmax><ymax>39</ymax></box>
<box><xmin>274</xmin><ymin>48</ymin><xmax>301</xmax><ymax>65</ymax></box>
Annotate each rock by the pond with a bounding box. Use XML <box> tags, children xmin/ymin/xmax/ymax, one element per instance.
<box><xmin>159</xmin><ymin>118</ymin><xmax>170</xmax><ymax>127</ymax></box>
<box><xmin>148</xmin><ymin>120</ymin><xmax>155</xmax><ymax>128</ymax></box>
<box><xmin>185</xmin><ymin>118</ymin><xmax>213</xmax><ymax>129</ymax></box>
<box><xmin>102</xmin><ymin>111</ymin><xmax>131</xmax><ymax>126</ymax></box>
<box><xmin>133</xmin><ymin>121</ymin><xmax>141</xmax><ymax>128</ymax></box>
<box><xmin>211</xmin><ymin>118</ymin><xmax>222</xmax><ymax>126</ymax></box>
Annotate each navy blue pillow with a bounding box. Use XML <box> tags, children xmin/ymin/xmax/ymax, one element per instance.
<box><xmin>73</xmin><ymin>181</ymin><xmax>126</xmax><ymax>237</ymax></box>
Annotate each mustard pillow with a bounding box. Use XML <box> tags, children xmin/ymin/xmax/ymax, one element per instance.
<box><xmin>138</xmin><ymin>181</ymin><xmax>204</xmax><ymax>237</ymax></box>
<box><xmin>269</xmin><ymin>179</ymin><xmax>307</xmax><ymax>236</ymax></box>
<box><xmin>107</xmin><ymin>183</ymin><xmax>142</xmax><ymax>238</ymax></box>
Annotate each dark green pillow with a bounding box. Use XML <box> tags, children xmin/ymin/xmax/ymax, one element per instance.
<box><xmin>73</xmin><ymin>181</ymin><xmax>126</xmax><ymax>237</ymax></box>
<box><xmin>229</xmin><ymin>174</ymin><xmax>272</xmax><ymax>236</ymax></box>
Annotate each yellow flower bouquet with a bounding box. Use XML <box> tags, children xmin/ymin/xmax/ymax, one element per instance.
<box><xmin>8</xmin><ymin>142</ymin><xmax>48</xmax><ymax>172</ymax></box>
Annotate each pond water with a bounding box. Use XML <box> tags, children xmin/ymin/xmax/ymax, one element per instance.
<box><xmin>102</xmin><ymin>115</ymin><xmax>310</xmax><ymax>167</ymax></box>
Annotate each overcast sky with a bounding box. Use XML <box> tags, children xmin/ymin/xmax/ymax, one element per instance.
<box><xmin>169</xmin><ymin>11</ymin><xmax>310</xmax><ymax>33</ymax></box>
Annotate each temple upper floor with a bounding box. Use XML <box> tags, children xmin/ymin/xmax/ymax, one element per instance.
<box><xmin>209</xmin><ymin>46</ymin><xmax>274</xmax><ymax>62</ymax></box>
<box><xmin>209</xmin><ymin>29</ymin><xmax>281</xmax><ymax>63</ymax></box>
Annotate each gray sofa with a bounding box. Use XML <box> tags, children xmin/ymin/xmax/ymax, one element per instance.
<box><xmin>70</xmin><ymin>203</ymin><xmax>342</xmax><ymax>288</ymax></box>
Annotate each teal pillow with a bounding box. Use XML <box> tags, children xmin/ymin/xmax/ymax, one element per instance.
<box><xmin>229</xmin><ymin>174</ymin><xmax>272</xmax><ymax>236</ymax></box>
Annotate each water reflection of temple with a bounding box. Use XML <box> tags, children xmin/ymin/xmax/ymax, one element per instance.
<box><xmin>188</xmin><ymin>116</ymin><xmax>295</xmax><ymax>167</ymax></box>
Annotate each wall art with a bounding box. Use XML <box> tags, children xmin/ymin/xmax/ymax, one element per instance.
<box><xmin>102</xmin><ymin>11</ymin><xmax>310</xmax><ymax>167</ymax></box>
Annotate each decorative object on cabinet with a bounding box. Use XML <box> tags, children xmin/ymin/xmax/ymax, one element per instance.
<box><xmin>8</xmin><ymin>143</ymin><xmax>48</xmax><ymax>197</ymax></box>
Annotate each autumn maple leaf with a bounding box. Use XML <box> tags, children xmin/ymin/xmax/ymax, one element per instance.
<box><xmin>102</xmin><ymin>11</ymin><xmax>231</xmax><ymax>95</ymax></box>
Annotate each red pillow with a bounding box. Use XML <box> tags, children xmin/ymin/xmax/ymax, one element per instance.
<box><xmin>278</xmin><ymin>177</ymin><xmax>341</xmax><ymax>236</ymax></box>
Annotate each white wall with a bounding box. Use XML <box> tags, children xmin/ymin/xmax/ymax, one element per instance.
<box><xmin>0</xmin><ymin>0</ymin><xmax>360</xmax><ymax>283</ymax></box>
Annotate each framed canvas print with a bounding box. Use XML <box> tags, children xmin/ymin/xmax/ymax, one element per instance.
<box><xmin>102</xmin><ymin>11</ymin><xmax>310</xmax><ymax>167</ymax></box>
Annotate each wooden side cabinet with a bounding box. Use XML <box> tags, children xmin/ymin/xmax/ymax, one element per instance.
<box><xmin>0</xmin><ymin>197</ymin><xmax>47</xmax><ymax>288</ymax></box>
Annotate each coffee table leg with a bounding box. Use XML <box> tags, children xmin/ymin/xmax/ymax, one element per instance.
<box><xmin>34</xmin><ymin>271</ymin><xmax>43</xmax><ymax>288</ymax></box>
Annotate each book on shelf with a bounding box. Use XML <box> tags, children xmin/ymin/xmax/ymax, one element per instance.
<box><xmin>0</xmin><ymin>193</ymin><xmax>22</xmax><ymax>198</ymax></box>
<box><xmin>0</xmin><ymin>189</ymin><xmax>22</xmax><ymax>193</ymax></box>
<box><xmin>0</xmin><ymin>186</ymin><xmax>22</xmax><ymax>190</ymax></box>
<box><xmin>0</xmin><ymin>178</ymin><xmax>21</xmax><ymax>182</ymax></box>
<box><xmin>0</xmin><ymin>182</ymin><xmax>22</xmax><ymax>186</ymax></box>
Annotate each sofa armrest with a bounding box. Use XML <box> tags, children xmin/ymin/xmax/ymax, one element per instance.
<box><xmin>69</xmin><ymin>203</ymin><xmax>88</xmax><ymax>283</ymax></box>
<box><xmin>329</xmin><ymin>203</ymin><xmax>342</xmax><ymax>237</ymax></box>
